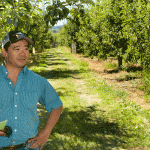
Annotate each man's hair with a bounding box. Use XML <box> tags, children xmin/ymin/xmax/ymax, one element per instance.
<box><xmin>4</xmin><ymin>42</ymin><xmax>11</xmax><ymax>52</ymax></box>
<box><xmin>3</xmin><ymin>39</ymin><xmax>30</xmax><ymax>52</ymax></box>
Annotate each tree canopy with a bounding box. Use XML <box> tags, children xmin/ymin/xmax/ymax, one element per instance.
<box><xmin>0</xmin><ymin>0</ymin><xmax>94</xmax><ymax>51</ymax></box>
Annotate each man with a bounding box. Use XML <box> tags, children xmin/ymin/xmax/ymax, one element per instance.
<box><xmin>0</xmin><ymin>30</ymin><xmax>63</xmax><ymax>150</ymax></box>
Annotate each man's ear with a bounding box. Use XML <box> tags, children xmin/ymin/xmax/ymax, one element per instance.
<box><xmin>1</xmin><ymin>48</ymin><xmax>8</xmax><ymax>59</ymax></box>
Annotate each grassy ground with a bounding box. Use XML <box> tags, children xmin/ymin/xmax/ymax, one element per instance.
<box><xmin>26</xmin><ymin>46</ymin><xmax>150</xmax><ymax>150</ymax></box>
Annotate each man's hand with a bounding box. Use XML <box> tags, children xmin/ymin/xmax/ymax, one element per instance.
<box><xmin>0</xmin><ymin>129</ymin><xmax>6</xmax><ymax>136</ymax></box>
<box><xmin>28</xmin><ymin>106</ymin><xmax>63</xmax><ymax>150</ymax></box>
<box><xmin>27</xmin><ymin>129</ymin><xmax>51</xmax><ymax>150</ymax></box>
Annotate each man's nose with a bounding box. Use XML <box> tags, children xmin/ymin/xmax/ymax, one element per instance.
<box><xmin>19</xmin><ymin>49</ymin><xmax>26</xmax><ymax>55</ymax></box>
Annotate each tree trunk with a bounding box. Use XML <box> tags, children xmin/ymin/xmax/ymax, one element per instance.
<box><xmin>32</xmin><ymin>47</ymin><xmax>35</xmax><ymax>54</ymax></box>
<box><xmin>118</xmin><ymin>55</ymin><xmax>122</xmax><ymax>69</ymax></box>
<box><xmin>71</xmin><ymin>43</ymin><xmax>76</xmax><ymax>54</ymax></box>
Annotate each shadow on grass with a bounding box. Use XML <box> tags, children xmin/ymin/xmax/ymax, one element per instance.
<box><xmin>32</xmin><ymin>49</ymin><xmax>128</xmax><ymax>149</ymax></box>
<box><xmin>104</xmin><ymin>69</ymin><xmax>119</xmax><ymax>74</ymax></box>
<box><xmin>49</xmin><ymin>59</ymin><xmax>70</xmax><ymax>61</ymax></box>
<box><xmin>27</xmin><ymin>50</ymin><xmax>62</xmax><ymax>68</ymax></box>
<box><xmin>37</xmin><ymin>104</ymin><xmax>128</xmax><ymax>150</ymax></box>
<box><xmin>46</xmin><ymin>62</ymin><xmax>67</xmax><ymax>66</ymax></box>
<box><xmin>55</xmin><ymin>87</ymin><xmax>80</xmax><ymax>97</ymax></box>
<box><xmin>27</xmin><ymin>51</ymin><xmax>85</xmax><ymax>80</ymax></box>
<box><xmin>127</xmin><ymin>66</ymin><xmax>143</xmax><ymax>72</ymax></box>
<box><xmin>45</xmin><ymin>54</ymin><xmax>56</xmax><ymax>59</ymax></box>
<box><xmin>33</xmin><ymin>69</ymin><xmax>83</xmax><ymax>79</ymax></box>
<box><xmin>103</xmin><ymin>65</ymin><xmax>143</xmax><ymax>75</ymax></box>
<box><xmin>117</xmin><ymin>76</ymin><xmax>140</xmax><ymax>82</ymax></box>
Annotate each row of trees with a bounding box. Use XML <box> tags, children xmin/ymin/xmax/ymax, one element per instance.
<box><xmin>57</xmin><ymin>0</ymin><xmax>150</xmax><ymax>95</ymax></box>
<box><xmin>1</xmin><ymin>0</ymin><xmax>149</xmax><ymax>94</ymax></box>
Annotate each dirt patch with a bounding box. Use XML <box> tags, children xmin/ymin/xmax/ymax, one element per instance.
<box><xmin>72</xmin><ymin>78</ymin><xmax>102</xmax><ymax>104</ymax></box>
<box><xmin>61</xmin><ymin>52</ymin><xmax>102</xmax><ymax>104</ymax></box>
<box><xmin>63</xmin><ymin>46</ymin><xmax>150</xmax><ymax>112</ymax></box>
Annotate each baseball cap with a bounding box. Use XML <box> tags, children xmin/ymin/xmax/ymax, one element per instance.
<box><xmin>2</xmin><ymin>30</ymin><xmax>33</xmax><ymax>47</ymax></box>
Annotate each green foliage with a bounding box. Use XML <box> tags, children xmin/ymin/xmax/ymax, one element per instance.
<box><xmin>56</xmin><ymin>25</ymin><xmax>71</xmax><ymax>47</ymax></box>
<box><xmin>0</xmin><ymin>0</ymin><xmax>54</xmax><ymax>52</ymax></box>
<box><xmin>44</xmin><ymin>3</ymin><xmax>70</xmax><ymax>26</ymax></box>
<box><xmin>0</xmin><ymin>0</ymin><xmax>94</xmax><ymax>51</ymax></box>
<box><xmin>57</xmin><ymin>0</ymin><xmax>150</xmax><ymax>95</ymax></box>
<box><xmin>44</xmin><ymin>0</ymin><xmax>94</xmax><ymax>26</ymax></box>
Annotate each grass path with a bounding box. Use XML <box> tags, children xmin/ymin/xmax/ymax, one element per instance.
<box><xmin>27</xmin><ymin>46</ymin><xmax>150</xmax><ymax>150</ymax></box>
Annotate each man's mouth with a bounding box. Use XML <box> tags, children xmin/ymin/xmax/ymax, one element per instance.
<box><xmin>19</xmin><ymin>59</ymin><xmax>26</xmax><ymax>60</ymax></box>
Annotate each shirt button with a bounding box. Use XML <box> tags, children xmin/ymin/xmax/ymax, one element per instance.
<box><xmin>14</xmin><ymin>129</ymin><xmax>17</xmax><ymax>132</ymax></box>
<box><xmin>13</xmin><ymin>141</ymin><xmax>15</xmax><ymax>143</ymax></box>
<box><xmin>15</xmin><ymin>105</ymin><xmax>17</xmax><ymax>107</ymax></box>
<box><xmin>15</xmin><ymin>93</ymin><xmax>17</xmax><ymax>95</ymax></box>
<box><xmin>9</xmin><ymin>82</ymin><xmax>12</xmax><ymax>84</ymax></box>
<box><xmin>6</xmin><ymin>72</ymin><xmax>8</xmax><ymax>74</ymax></box>
<box><xmin>15</xmin><ymin>117</ymin><xmax>17</xmax><ymax>119</ymax></box>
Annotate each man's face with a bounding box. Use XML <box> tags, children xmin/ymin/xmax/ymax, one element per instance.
<box><xmin>3</xmin><ymin>40</ymin><xmax>30</xmax><ymax>68</ymax></box>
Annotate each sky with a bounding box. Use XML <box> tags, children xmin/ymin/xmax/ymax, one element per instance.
<box><xmin>55</xmin><ymin>19</ymin><xmax>67</xmax><ymax>26</ymax></box>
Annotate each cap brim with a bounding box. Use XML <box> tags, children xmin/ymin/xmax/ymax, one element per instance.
<box><xmin>24</xmin><ymin>37</ymin><xmax>34</xmax><ymax>45</ymax></box>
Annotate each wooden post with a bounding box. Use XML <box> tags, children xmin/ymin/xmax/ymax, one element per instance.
<box><xmin>118</xmin><ymin>55</ymin><xmax>122</xmax><ymax>69</ymax></box>
<box><xmin>71</xmin><ymin>43</ymin><xmax>76</xmax><ymax>54</ymax></box>
<box><xmin>32</xmin><ymin>47</ymin><xmax>35</xmax><ymax>54</ymax></box>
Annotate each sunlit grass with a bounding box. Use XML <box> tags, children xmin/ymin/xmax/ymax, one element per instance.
<box><xmin>27</xmin><ymin>46</ymin><xmax>150</xmax><ymax>150</ymax></box>
<box><xmin>103</xmin><ymin>61</ymin><xmax>118</xmax><ymax>70</ymax></box>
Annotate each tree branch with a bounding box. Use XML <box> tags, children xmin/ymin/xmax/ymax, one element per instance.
<box><xmin>17</xmin><ymin>0</ymin><xmax>20</xmax><ymax>8</ymax></box>
<box><xmin>29</xmin><ymin>0</ymin><xmax>38</xmax><ymax>17</ymax></box>
<box><xmin>12</xmin><ymin>0</ymin><xmax>15</xmax><ymax>9</ymax></box>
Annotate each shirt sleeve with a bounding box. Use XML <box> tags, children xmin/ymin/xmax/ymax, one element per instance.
<box><xmin>39</xmin><ymin>78</ymin><xmax>63</xmax><ymax>113</ymax></box>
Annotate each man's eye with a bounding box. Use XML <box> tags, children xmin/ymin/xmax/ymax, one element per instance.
<box><xmin>25</xmin><ymin>48</ymin><xmax>29</xmax><ymax>50</ymax></box>
<box><xmin>15</xmin><ymin>49</ymin><xmax>19</xmax><ymax>51</ymax></box>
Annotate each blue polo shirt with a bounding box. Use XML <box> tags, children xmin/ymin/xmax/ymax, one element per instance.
<box><xmin>0</xmin><ymin>61</ymin><xmax>63</xmax><ymax>147</ymax></box>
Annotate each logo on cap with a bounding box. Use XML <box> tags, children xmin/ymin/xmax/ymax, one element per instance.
<box><xmin>12</xmin><ymin>32</ymin><xmax>23</xmax><ymax>38</ymax></box>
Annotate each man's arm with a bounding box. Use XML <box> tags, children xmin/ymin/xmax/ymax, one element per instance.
<box><xmin>28</xmin><ymin>105</ymin><xmax>63</xmax><ymax>149</ymax></box>
<box><xmin>44</xmin><ymin>105</ymin><xmax>63</xmax><ymax>133</ymax></box>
